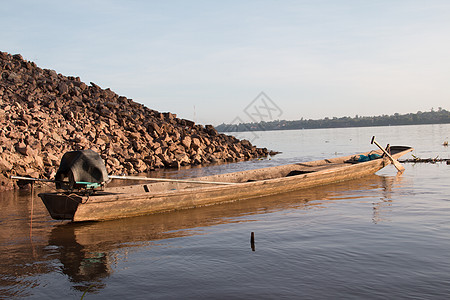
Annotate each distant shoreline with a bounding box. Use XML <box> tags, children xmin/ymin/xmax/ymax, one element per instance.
<box><xmin>220</xmin><ymin>122</ymin><xmax>450</xmax><ymax>133</ymax></box>
<box><xmin>216</xmin><ymin>109</ymin><xmax>450</xmax><ymax>133</ymax></box>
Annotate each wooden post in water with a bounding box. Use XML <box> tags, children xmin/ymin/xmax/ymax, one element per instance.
<box><xmin>30</xmin><ymin>182</ymin><xmax>34</xmax><ymax>237</ymax></box>
<box><xmin>250</xmin><ymin>232</ymin><xmax>255</xmax><ymax>251</ymax></box>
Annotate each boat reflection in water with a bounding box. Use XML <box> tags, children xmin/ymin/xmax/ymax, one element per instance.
<box><xmin>46</xmin><ymin>172</ymin><xmax>400</xmax><ymax>292</ymax></box>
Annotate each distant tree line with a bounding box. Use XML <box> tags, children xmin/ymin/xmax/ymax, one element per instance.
<box><xmin>216</xmin><ymin>108</ymin><xmax>450</xmax><ymax>132</ymax></box>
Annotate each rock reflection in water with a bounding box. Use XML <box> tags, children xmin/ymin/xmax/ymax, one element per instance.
<box><xmin>0</xmin><ymin>189</ymin><xmax>54</xmax><ymax>298</ymax></box>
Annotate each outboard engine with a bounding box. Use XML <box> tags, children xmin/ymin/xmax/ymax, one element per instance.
<box><xmin>55</xmin><ymin>150</ymin><xmax>109</xmax><ymax>191</ymax></box>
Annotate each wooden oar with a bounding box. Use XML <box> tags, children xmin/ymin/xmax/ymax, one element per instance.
<box><xmin>371</xmin><ymin>136</ymin><xmax>405</xmax><ymax>173</ymax></box>
<box><xmin>108</xmin><ymin>175</ymin><xmax>236</xmax><ymax>185</ymax></box>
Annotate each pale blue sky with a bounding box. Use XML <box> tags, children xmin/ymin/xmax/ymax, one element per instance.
<box><xmin>2</xmin><ymin>0</ymin><xmax>450</xmax><ymax>125</ymax></box>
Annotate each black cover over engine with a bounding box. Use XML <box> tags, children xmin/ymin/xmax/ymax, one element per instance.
<box><xmin>55</xmin><ymin>150</ymin><xmax>109</xmax><ymax>190</ymax></box>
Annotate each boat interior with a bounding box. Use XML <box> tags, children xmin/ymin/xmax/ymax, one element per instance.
<box><xmin>99</xmin><ymin>148</ymin><xmax>405</xmax><ymax>195</ymax></box>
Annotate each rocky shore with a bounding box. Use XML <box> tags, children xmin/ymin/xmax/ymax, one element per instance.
<box><xmin>0</xmin><ymin>51</ymin><xmax>271</xmax><ymax>191</ymax></box>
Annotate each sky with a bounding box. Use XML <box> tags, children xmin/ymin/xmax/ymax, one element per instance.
<box><xmin>2</xmin><ymin>0</ymin><xmax>450</xmax><ymax>126</ymax></box>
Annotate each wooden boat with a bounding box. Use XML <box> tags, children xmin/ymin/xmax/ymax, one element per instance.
<box><xmin>38</xmin><ymin>145</ymin><xmax>413</xmax><ymax>222</ymax></box>
<box><xmin>47</xmin><ymin>173</ymin><xmax>397</xmax><ymax>282</ymax></box>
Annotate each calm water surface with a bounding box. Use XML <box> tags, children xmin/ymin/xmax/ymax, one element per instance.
<box><xmin>1</xmin><ymin>124</ymin><xmax>450</xmax><ymax>299</ymax></box>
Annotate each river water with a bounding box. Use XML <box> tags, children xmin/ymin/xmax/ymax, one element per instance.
<box><xmin>1</xmin><ymin>124</ymin><xmax>449</xmax><ymax>299</ymax></box>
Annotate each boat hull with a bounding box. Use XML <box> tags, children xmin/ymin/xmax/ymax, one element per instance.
<box><xmin>39</xmin><ymin>146</ymin><xmax>412</xmax><ymax>222</ymax></box>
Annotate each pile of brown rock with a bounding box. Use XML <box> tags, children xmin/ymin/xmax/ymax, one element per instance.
<box><xmin>0</xmin><ymin>51</ymin><xmax>270</xmax><ymax>191</ymax></box>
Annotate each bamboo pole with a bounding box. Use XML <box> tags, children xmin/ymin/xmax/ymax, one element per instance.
<box><xmin>108</xmin><ymin>175</ymin><xmax>237</xmax><ymax>185</ymax></box>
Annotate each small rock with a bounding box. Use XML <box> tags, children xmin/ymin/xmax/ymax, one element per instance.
<box><xmin>8</xmin><ymin>72</ymin><xmax>18</xmax><ymax>82</ymax></box>
<box><xmin>13</xmin><ymin>54</ymin><xmax>23</xmax><ymax>61</ymax></box>
<box><xmin>0</xmin><ymin>158</ymin><xmax>13</xmax><ymax>171</ymax></box>
<box><xmin>58</xmin><ymin>82</ymin><xmax>69</xmax><ymax>95</ymax></box>
<box><xmin>47</xmin><ymin>69</ymin><xmax>58</xmax><ymax>78</ymax></box>
<box><xmin>191</xmin><ymin>138</ymin><xmax>202</xmax><ymax>150</ymax></box>
<box><xmin>205</xmin><ymin>125</ymin><xmax>218</xmax><ymax>136</ymax></box>
<box><xmin>15</xmin><ymin>142</ymin><xmax>29</xmax><ymax>156</ymax></box>
<box><xmin>181</xmin><ymin>136</ymin><xmax>192</xmax><ymax>149</ymax></box>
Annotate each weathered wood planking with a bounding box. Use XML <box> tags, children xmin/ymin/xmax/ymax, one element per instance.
<box><xmin>39</xmin><ymin>146</ymin><xmax>413</xmax><ymax>222</ymax></box>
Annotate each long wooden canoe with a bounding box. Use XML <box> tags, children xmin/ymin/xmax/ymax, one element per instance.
<box><xmin>38</xmin><ymin>146</ymin><xmax>412</xmax><ymax>222</ymax></box>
